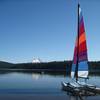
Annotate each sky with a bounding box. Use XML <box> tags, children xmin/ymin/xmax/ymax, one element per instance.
<box><xmin>0</xmin><ymin>0</ymin><xmax>100</xmax><ymax>63</ymax></box>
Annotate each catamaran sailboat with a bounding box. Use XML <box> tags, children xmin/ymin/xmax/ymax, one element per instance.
<box><xmin>61</xmin><ymin>4</ymin><xmax>100</xmax><ymax>95</ymax></box>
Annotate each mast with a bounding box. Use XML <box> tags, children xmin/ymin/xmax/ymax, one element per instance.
<box><xmin>75</xmin><ymin>3</ymin><xmax>80</xmax><ymax>82</ymax></box>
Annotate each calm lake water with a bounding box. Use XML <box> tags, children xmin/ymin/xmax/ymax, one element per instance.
<box><xmin>0</xmin><ymin>71</ymin><xmax>100</xmax><ymax>100</ymax></box>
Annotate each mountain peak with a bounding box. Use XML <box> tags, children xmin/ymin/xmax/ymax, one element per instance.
<box><xmin>32</xmin><ymin>58</ymin><xmax>41</xmax><ymax>63</ymax></box>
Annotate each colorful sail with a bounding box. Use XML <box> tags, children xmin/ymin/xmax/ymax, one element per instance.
<box><xmin>71</xmin><ymin>5</ymin><xmax>88</xmax><ymax>79</ymax></box>
<box><xmin>71</xmin><ymin>36</ymin><xmax>78</xmax><ymax>78</ymax></box>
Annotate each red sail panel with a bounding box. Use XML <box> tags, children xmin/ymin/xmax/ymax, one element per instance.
<box><xmin>73</xmin><ymin>38</ymin><xmax>78</xmax><ymax>64</ymax></box>
<box><xmin>79</xmin><ymin>22</ymin><xmax>88</xmax><ymax>62</ymax></box>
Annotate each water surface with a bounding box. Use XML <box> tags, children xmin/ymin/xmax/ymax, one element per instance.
<box><xmin>0</xmin><ymin>71</ymin><xmax>100</xmax><ymax>100</ymax></box>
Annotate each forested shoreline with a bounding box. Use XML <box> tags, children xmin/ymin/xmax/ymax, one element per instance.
<box><xmin>0</xmin><ymin>61</ymin><xmax>100</xmax><ymax>74</ymax></box>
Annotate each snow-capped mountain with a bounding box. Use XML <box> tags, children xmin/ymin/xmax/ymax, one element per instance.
<box><xmin>32</xmin><ymin>58</ymin><xmax>41</xmax><ymax>63</ymax></box>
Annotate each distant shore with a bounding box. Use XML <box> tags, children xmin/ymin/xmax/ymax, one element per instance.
<box><xmin>0</xmin><ymin>61</ymin><xmax>100</xmax><ymax>75</ymax></box>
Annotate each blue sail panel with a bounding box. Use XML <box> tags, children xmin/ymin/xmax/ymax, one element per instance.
<box><xmin>78</xmin><ymin>61</ymin><xmax>88</xmax><ymax>78</ymax></box>
<box><xmin>71</xmin><ymin>64</ymin><xmax>76</xmax><ymax>78</ymax></box>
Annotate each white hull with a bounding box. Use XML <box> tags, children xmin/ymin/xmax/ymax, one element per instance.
<box><xmin>61</xmin><ymin>81</ymin><xmax>99</xmax><ymax>96</ymax></box>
